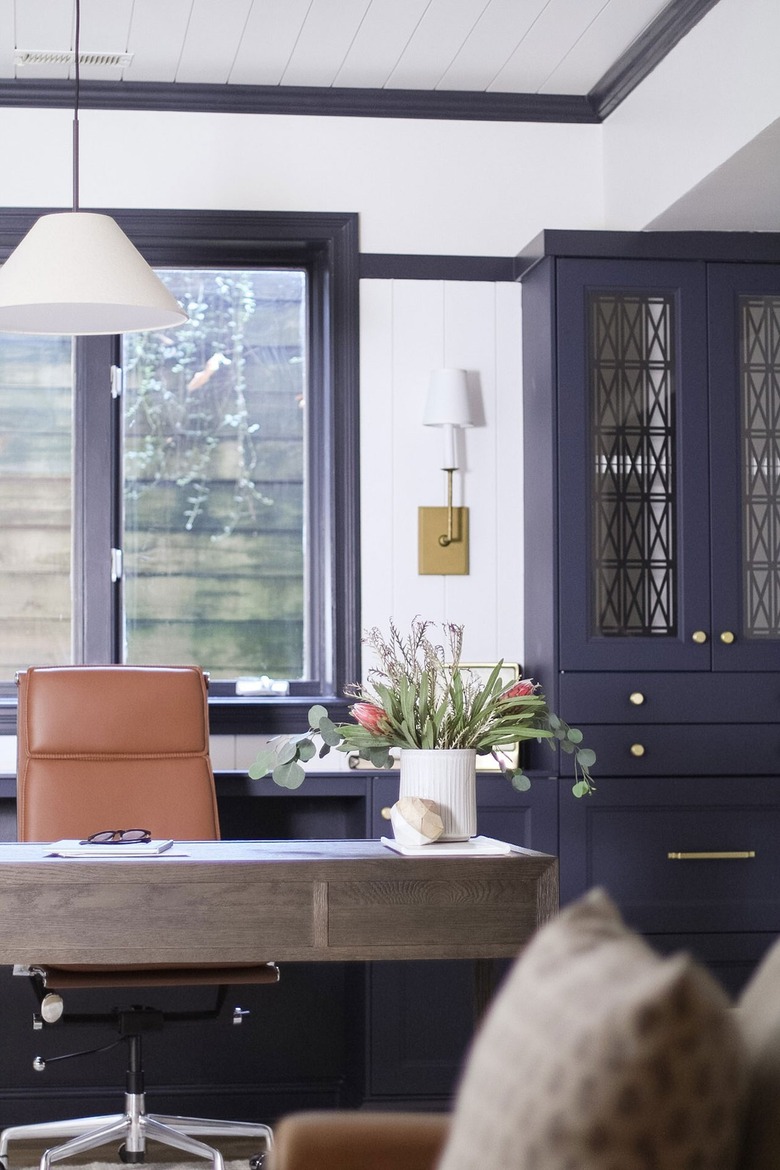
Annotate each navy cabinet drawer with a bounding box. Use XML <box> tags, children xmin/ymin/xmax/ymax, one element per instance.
<box><xmin>559</xmin><ymin>777</ymin><xmax>780</xmax><ymax>934</ymax></box>
<box><xmin>579</xmin><ymin>723</ymin><xmax>780</xmax><ymax>776</ymax></box>
<box><xmin>559</xmin><ymin>672</ymin><xmax>780</xmax><ymax>725</ymax></box>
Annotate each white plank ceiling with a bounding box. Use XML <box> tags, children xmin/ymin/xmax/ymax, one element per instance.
<box><xmin>0</xmin><ymin>0</ymin><xmax>680</xmax><ymax>95</ymax></box>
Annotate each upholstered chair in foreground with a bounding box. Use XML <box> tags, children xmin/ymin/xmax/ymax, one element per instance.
<box><xmin>270</xmin><ymin>889</ymin><xmax>780</xmax><ymax>1170</ymax></box>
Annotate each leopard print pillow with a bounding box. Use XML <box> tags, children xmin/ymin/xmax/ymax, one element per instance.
<box><xmin>438</xmin><ymin>889</ymin><xmax>747</xmax><ymax>1170</ymax></box>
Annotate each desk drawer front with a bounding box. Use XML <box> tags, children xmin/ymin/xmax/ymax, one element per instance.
<box><xmin>0</xmin><ymin>879</ymin><xmax>317</xmax><ymax>965</ymax></box>
<box><xmin>328</xmin><ymin>877</ymin><xmax>541</xmax><ymax>956</ymax></box>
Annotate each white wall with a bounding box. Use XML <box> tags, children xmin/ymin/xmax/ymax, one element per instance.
<box><xmin>603</xmin><ymin>0</ymin><xmax>780</xmax><ymax>229</ymax></box>
<box><xmin>359</xmin><ymin>279</ymin><xmax>524</xmax><ymax>666</ymax></box>
<box><xmin>0</xmin><ymin>107</ymin><xmax>604</xmax><ymax>256</ymax></box>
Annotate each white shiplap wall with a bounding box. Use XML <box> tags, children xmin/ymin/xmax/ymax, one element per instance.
<box><xmin>359</xmin><ymin>278</ymin><xmax>524</xmax><ymax>669</ymax></box>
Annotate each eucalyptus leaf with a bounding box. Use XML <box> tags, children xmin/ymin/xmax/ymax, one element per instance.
<box><xmin>248</xmin><ymin>748</ymin><xmax>276</xmax><ymax>779</ymax></box>
<box><xmin>276</xmin><ymin>740</ymin><xmax>298</xmax><ymax>765</ymax></box>
<box><xmin>576</xmin><ymin>748</ymin><xmax>597</xmax><ymax>768</ymax></box>
<box><xmin>318</xmin><ymin>717</ymin><xmax>342</xmax><ymax>747</ymax></box>
<box><xmin>511</xmin><ymin>772</ymin><xmax>532</xmax><ymax>792</ymax></box>
<box><xmin>273</xmin><ymin>760</ymin><xmax>306</xmax><ymax>789</ymax></box>
<box><xmin>308</xmin><ymin>704</ymin><xmax>328</xmax><ymax>728</ymax></box>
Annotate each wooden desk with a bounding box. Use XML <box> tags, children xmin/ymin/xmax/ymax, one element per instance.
<box><xmin>0</xmin><ymin>839</ymin><xmax>558</xmax><ymax>967</ymax></box>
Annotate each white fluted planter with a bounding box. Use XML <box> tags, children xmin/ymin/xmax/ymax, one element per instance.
<box><xmin>398</xmin><ymin>748</ymin><xmax>477</xmax><ymax>841</ymax></box>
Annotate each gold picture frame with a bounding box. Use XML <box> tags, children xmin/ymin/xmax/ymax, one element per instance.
<box><xmin>462</xmin><ymin>662</ymin><xmax>521</xmax><ymax>771</ymax></box>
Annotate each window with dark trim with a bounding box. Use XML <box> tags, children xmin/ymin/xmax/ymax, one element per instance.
<box><xmin>0</xmin><ymin>209</ymin><xmax>360</xmax><ymax>735</ymax></box>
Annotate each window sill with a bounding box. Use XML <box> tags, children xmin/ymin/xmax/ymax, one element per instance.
<box><xmin>206</xmin><ymin>694</ymin><xmax>351</xmax><ymax>736</ymax></box>
<box><xmin>0</xmin><ymin>694</ymin><xmax>352</xmax><ymax>737</ymax></box>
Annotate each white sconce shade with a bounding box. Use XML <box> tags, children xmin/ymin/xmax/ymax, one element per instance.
<box><xmin>423</xmin><ymin>368</ymin><xmax>474</xmax><ymax>469</ymax></box>
<box><xmin>0</xmin><ymin>212</ymin><xmax>187</xmax><ymax>335</ymax></box>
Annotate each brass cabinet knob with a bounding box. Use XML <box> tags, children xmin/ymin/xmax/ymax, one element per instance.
<box><xmin>691</xmin><ymin>630</ymin><xmax>708</xmax><ymax>644</ymax></box>
<box><xmin>629</xmin><ymin>691</ymin><xmax>645</xmax><ymax>706</ymax></box>
<box><xmin>719</xmin><ymin>630</ymin><xmax>735</xmax><ymax>644</ymax></box>
<box><xmin>381</xmin><ymin>806</ymin><xmax>392</xmax><ymax>820</ymax></box>
<box><xmin>630</xmin><ymin>743</ymin><xmax>646</xmax><ymax>758</ymax></box>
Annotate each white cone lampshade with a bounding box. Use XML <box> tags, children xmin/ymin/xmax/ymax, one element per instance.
<box><xmin>0</xmin><ymin>211</ymin><xmax>187</xmax><ymax>335</ymax></box>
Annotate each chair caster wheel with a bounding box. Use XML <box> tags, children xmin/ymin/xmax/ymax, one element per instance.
<box><xmin>118</xmin><ymin>1144</ymin><xmax>145</xmax><ymax>1163</ymax></box>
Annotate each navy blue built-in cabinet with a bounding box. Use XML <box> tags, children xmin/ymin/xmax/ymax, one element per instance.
<box><xmin>520</xmin><ymin>231</ymin><xmax>780</xmax><ymax>994</ymax></box>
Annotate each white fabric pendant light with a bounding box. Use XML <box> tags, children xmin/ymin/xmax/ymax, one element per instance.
<box><xmin>0</xmin><ymin>1</ymin><xmax>187</xmax><ymax>336</ymax></box>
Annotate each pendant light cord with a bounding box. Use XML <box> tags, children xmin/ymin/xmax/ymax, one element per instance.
<box><xmin>72</xmin><ymin>0</ymin><xmax>80</xmax><ymax>212</ymax></box>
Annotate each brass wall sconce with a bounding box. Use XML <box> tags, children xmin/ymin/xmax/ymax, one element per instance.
<box><xmin>418</xmin><ymin>368</ymin><xmax>473</xmax><ymax>575</ymax></box>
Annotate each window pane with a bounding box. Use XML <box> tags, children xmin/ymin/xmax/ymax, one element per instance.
<box><xmin>122</xmin><ymin>269</ymin><xmax>307</xmax><ymax>680</ymax></box>
<box><xmin>0</xmin><ymin>337</ymin><xmax>72</xmax><ymax>676</ymax></box>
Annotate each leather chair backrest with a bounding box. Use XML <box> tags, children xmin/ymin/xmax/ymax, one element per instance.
<box><xmin>16</xmin><ymin>665</ymin><xmax>220</xmax><ymax>842</ymax></box>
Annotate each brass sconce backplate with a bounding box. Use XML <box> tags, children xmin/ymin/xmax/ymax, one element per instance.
<box><xmin>418</xmin><ymin>506</ymin><xmax>469</xmax><ymax>575</ymax></box>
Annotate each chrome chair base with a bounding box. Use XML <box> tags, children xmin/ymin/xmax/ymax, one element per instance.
<box><xmin>0</xmin><ymin>1092</ymin><xmax>273</xmax><ymax>1170</ymax></box>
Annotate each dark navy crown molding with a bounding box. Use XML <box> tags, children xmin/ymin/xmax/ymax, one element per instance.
<box><xmin>590</xmin><ymin>0</ymin><xmax>721</xmax><ymax>119</ymax></box>
<box><xmin>0</xmin><ymin>78</ymin><xmax>599</xmax><ymax>123</ymax></box>
<box><xmin>515</xmin><ymin>229</ymin><xmax>780</xmax><ymax>277</ymax></box>
<box><xmin>0</xmin><ymin>0</ymin><xmax>721</xmax><ymax>124</ymax></box>
<box><xmin>360</xmin><ymin>254</ymin><xmax>515</xmax><ymax>282</ymax></box>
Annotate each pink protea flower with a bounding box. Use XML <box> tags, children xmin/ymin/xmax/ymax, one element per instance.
<box><xmin>351</xmin><ymin>702</ymin><xmax>389</xmax><ymax>735</ymax></box>
<box><xmin>501</xmin><ymin>678</ymin><xmax>537</xmax><ymax>700</ymax></box>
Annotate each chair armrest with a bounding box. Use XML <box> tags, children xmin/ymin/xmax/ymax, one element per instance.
<box><xmin>270</xmin><ymin>1110</ymin><xmax>450</xmax><ymax>1170</ymax></box>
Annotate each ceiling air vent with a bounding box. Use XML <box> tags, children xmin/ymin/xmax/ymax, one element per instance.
<box><xmin>14</xmin><ymin>50</ymin><xmax>134</xmax><ymax>68</ymax></box>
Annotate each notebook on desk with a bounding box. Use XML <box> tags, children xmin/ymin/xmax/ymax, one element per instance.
<box><xmin>381</xmin><ymin>835</ymin><xmax>514</xmax><ymax>857</ymax></box>
<box><xmin>47</xmin><ymin>839</ymin><xmax>175</xmax><ymax>858</ymax></box>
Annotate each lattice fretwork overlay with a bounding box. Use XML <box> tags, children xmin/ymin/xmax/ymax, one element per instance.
<box><xmin>589</xmin><ymin>293</ymin><xmax>676</xmax><ymax>637</ymax></box>
<box><xmin>742</xmin><ymin>296</ymin><xmax>780</xmax><ymax>639</ymax></box>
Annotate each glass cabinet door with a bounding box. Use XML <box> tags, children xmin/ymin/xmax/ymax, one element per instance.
<box><xmin>709</xmin><ymin>264</ymin><xmax>780</xmax><ymax>671</ymax></box>
<box><xmin>556</xmin><ymin>259</ymin><xmax>711</xmax><ymax>671</ymax></box>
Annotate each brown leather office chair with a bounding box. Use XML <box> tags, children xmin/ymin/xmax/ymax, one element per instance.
<box><xmin>0</xmin><ymin>665</ymin><xmax>278</xmax><ymax>1170</ymax></box>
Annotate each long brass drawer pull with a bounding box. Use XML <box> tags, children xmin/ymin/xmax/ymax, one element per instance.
<box><xmin>667</xmin><ymin>850</ymin><xmax>756</xmax><ymax>860</ymax></box>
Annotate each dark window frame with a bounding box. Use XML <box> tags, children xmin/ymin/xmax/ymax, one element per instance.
<box><xmin>0</xmin><ymin>209</ymin><xmax>361</xmax><ymax>735</ymax></box>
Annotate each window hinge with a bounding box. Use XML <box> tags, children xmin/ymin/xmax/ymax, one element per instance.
<box><xmin>111</xmin><ymin>548</ymin><xmax>123</xmax><ymax>583</ymax></box>
<box><xmin>111</xmin><ymin>365</ymin><xmax>124</xmax><ymax>399</ymax></box>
